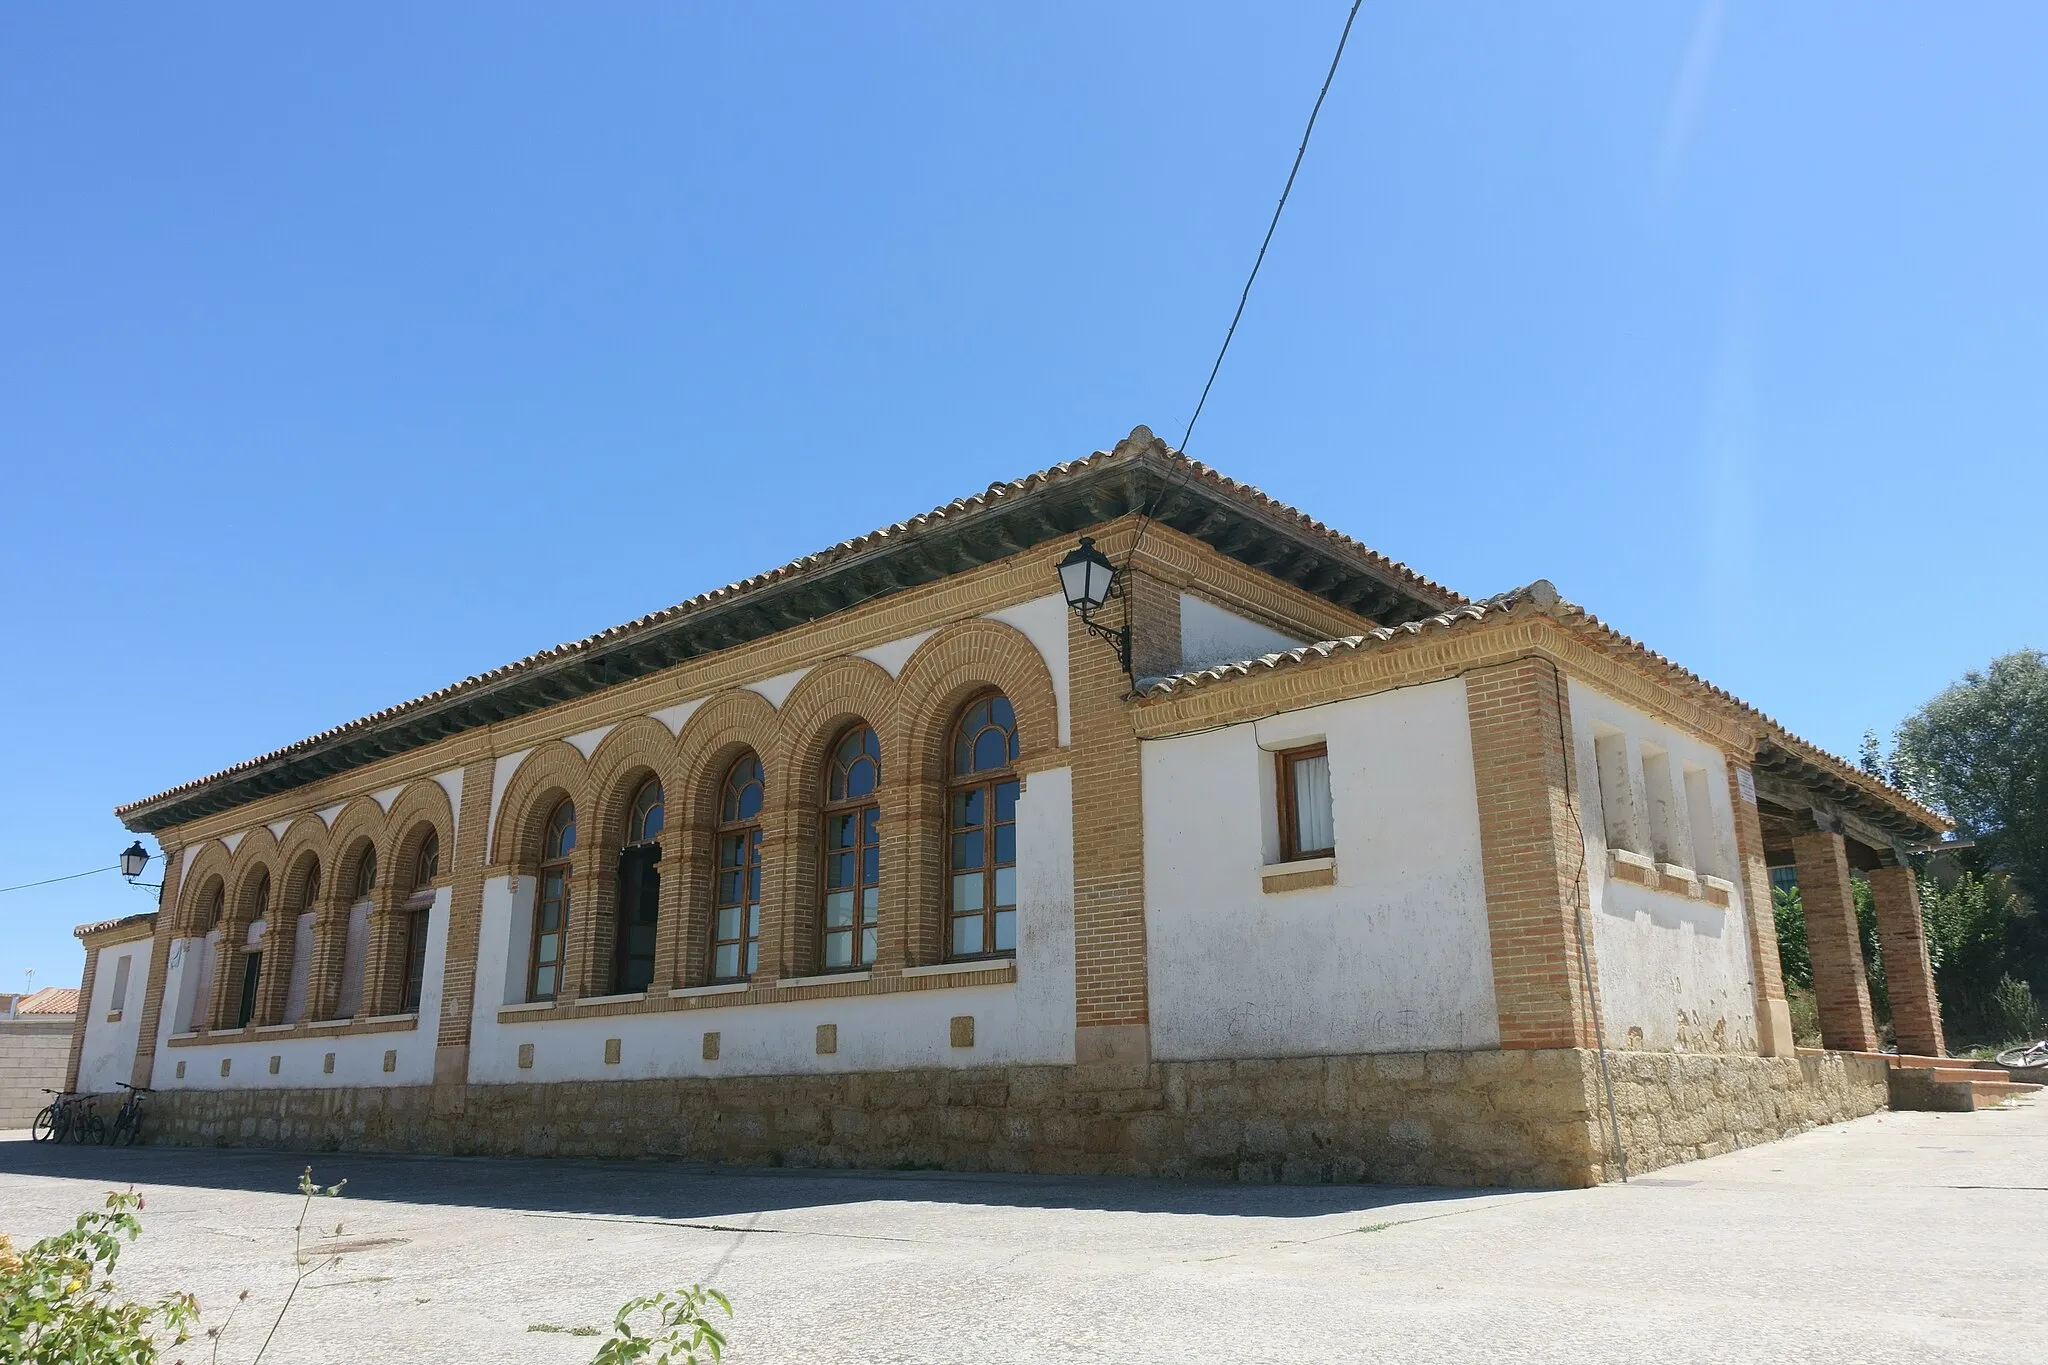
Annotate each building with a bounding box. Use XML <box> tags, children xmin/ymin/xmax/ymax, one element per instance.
<box><xmin>76</xmin><ymin>429</ymin><xmax>1948</xmax><ymax>1186</ymax></box>
<box><xmin>3</xmin><ymin>986</ymin><xmax>82</xmax><ymax>1129</ymax></box>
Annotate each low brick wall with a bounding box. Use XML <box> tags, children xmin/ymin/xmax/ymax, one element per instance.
<box><xmin>143</xmin><ymin>1046</ymin><xmax>1891</xmax><ymax>1188</ymax></box>
<box><xmin>0</xmin><ymin>1018</ymin><xmax>75</xmax><ymax>1129</ymax></box>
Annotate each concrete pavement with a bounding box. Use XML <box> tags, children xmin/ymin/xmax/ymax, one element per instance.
<box><xmin>3</xmin><ymin>1097</ymin><xmax>2045</xmax><ymax>1363</ymax></box>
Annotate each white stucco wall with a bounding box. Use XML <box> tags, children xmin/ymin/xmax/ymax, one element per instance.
<box><xmin>149</xmin><ymin>887</ymin><xmax>448</xmax><ymax>1091</ymax></box>
<box><xmin>1567</xmin><ymin>678</ymin><xmax>1758</xmax><ymax>1052</ymax></box>
<box><xmin>468</xmin><ymin>766</ymin><xmax>1077</xmax><ymax>1085</ymax></box>
<box><xmin>1177</xmin><ymin>594</ymin><xmax>1309</xmax><ymax>673</ymax></box>
<box><xmin>76</xmin><ymin>938</ymin><xmax>154</xmax><ymax>1095</ymax></box>
<box><xmin>1143</xmin><ymin>677</ymin><xmax>1501</xmax><ymax>1061</ymax></box>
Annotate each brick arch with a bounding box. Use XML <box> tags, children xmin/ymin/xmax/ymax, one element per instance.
<box><xmin>491</xmin><ymin>740</ymin><xmax>590</xmax><ymax>868</ymax></box>
<box><xmin>583</xmin><ymin>716</ymin><xmax>685</xmax><ymax>854</ymax></box>
<box><xmin>326</xmin><ymin>799</ymin><xmax>390</xmax><ymax>904</ymax></box>
<box><xmin>894</xmin><ymin>617</ymin><xmax>1061</xmax><ymax>784</ymax></box>
<box><xmin>175</xmin><ymin>842</ymin><xmax>235</xmax><ymax>936</ymax></box>
<box><xmin>667</xmin><ymin>689</ymin><xmax>783</xmax><ymax>989</ymax></box>
<box><xmin>893</xmin><ymin>619</ymin><xmax>1060</xmax><ymax>967</ymax></box>
<box><xmin>771</xmin><ymin>656</ymin><xmax>901</xmax><ymax>979</ymax></box>
<box><xmin>672</xmin><ymin>689</ymin><xmax>783</xmax><ymax>833</ymax></box>
<box><xmin>225</xmin><ymin>830</ymin><xmax>282</xmax><ymax>933</ymax></box>
<box><xmin>769</xmin><ymin>656</ymin><xmax>901</xmax><ymax>806</ymax></box>
<box><xmin>383</xmin><ymin>780</ymin><xmax>456</xmax><ymax>894</ymax></box>
<box><xmin>274</xmin><ymin>817</ymin><xmax>331</xmax><ymax>916</ymax></box>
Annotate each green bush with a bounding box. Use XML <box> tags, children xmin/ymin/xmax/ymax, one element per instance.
<box><xmin>0</xmin><ymin>1191</ymin><xmax>197</xmax><ymax>1363</ymax></box>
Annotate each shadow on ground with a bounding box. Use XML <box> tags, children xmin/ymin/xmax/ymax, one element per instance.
<box><xmin>0</xmin><ymin>1134</ymin><xmax>1517</xmax><ymax>1222</ymax></box>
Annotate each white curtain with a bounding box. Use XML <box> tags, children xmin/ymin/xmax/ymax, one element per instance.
<box><xmin>1293</xmin><ymin>752</ymin><xmax>1334</xmax><ymax>854</ymax></box>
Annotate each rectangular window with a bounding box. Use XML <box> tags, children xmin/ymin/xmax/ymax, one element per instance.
<box><xmin>401</xmin><ymin>906</ymin><xmax>431</xmax><ymax>1013</ymax></box>
<box><xmin>712</xmin><ymin>830</ymin><xmax>762</xmax><ymax>981</ymax></box>
<box><xmin>1276</xmin><ymin>744</ymin><xmax>1335</xmax><ymax>861</ymax></box>
<box><xmin>1593</xmin><ymin>727</ymin><xmax>1641</xmax><ymax>854</ymax></box>
<box><xmin>821</xmin><ymin>806</ymin><xmax>880</xmax><ymax>969</ymax></box>
<box><xmin>529</xmin><ymin>870</ymin><xmax>568</xmax><ymax>1001</ymax></box>
<box><xmin>1682</xmin><ymin>765</ymin><xmax>1721</xmax><ymax>878</ymax></box>
<box><xmin>108</xmin><ymin>954</ymin><xmax>133</xmax><ymax>1013</ymax></box>
<box><xmin>949</xmin><ymin>779</ymin><xmax>1019</xmax><ymax>957</ymax></box>
<box><xmin>612</xmin><ymin>849</ymin><xmax>660</xmax><ymax>994</ymax></box>
<box><xmin>235</xmin><ymin>950</ymin><xmax>262</xmax><ymax>1029</ymax></box>
<box><xmin>1640</xmin><ymin>744</ymin><xmax>1679</xmax><ymax>866</ymax></box>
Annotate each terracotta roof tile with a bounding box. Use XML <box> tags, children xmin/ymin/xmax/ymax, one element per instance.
<box><xmin>16</xmin><ymin>987</ymin><xmax>80</xmax><ymax>1016</ymax></box>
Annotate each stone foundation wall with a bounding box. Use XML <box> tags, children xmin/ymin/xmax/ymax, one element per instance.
<box><xmin>1587</xmin><ymin>1049</ymin><xmax>1890</xmax><ymax>1179</ymax></box>
<box><xmin>142</xmin><ymin>1046</ymin><xmax>1889</xmax><ymax>1189</ymax></box>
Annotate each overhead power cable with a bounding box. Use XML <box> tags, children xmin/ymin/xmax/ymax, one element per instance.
<box><xmin>0</xmin><ymin>865</ymin><xmax>117</xmax><ymax>896</ymax></box>
<box><xmin>1127</xmin><ymin>0</ymin><xmax>1367</xmax><ymax>572</ymax></box>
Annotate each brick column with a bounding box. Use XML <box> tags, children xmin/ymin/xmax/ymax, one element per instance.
<box><xmin>757</xmin><ymin>805</ymin><xmax>805</xmax><ymax>983</ymax></box>
<box><xmin>301</xmin><ymin>892</ymin><xmax>351</xmax><ymax>1022</ymax></box>
<box><xmin>1466</xmin><ymin>657</ymin><xmax>1599</xmax><ymax>1049</ymax></box>
<box><xmin>65</xmin><ymin>945</ymin><xmax>101</xmax><ymax>1091</ymax></box>
<box><xmin>1066</xmin><ymin>566</ymin><xmax>1176</xmax><ymax>1069</ymax></box>
<box><xmin>252</xmin><ymin>916</ymin><xmax>296</xmax><ymax>1027</ymax></box>
<box><xmin>129</xmin><ymin>848</ymin><xmax>184</xmax><ymax>1088</ymax></box>
<box><xmin>1789</xmin><ymin>830</ymin><xmax>1879</xmax><ymax>1053</ymax></box>
<box><xmin>554</xmin><ymin>844</ymin><xmax>603</xmax><ymax>1000</ymax></box>
<box><xmin>358</xmin><ymin>882</ymin><xmax>408</xmax><ymax>1018</ymax></box>
<box><xmin>664</xmin><ymin>822</ymin><xmax>713</xmax><ymax>989</ymax></box>
<box><xmin>434</xmin><ymin>755</ymin><xmax>497</xmax><ymax>1083</ymax></box>
<box><xmin>1868</xmin><ymin>865</ymin><xmax>1945</xmax><ymax>1057</ymax></box>
<box><xmin>1727</xmin><ymin>764</ymin><xmax>1795</xmax><ymax>1057</ymax></box>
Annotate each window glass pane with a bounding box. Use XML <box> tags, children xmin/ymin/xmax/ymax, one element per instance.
<box><xmin>744</xmin><ymin>941</ymin><xmax>758</xmax><ymax>974</ymax></box>
<box><xmin>537</xmin><ymin>932</ymin><xmax>559</xmax><ymax>964</ymax></box>
<box><xmin>713</xmin><ymin>944</ymin><xmax>738</xmax><ymax>979</ymax></box>
<box><xmin>973</xmin><ymin>729</ymin><xmax>1007</xmax><ymax>772</ymax></box>
<box><xmin>952</xmin><ymin>831</ymin><xmax>984</xmax><ymax>869</ymax></box>
<box><xmin>995</xmin><ymin>780</ymin><xmax>1018</xmax><ymax>822</ymax></box>
<box><xmin>994</xmin><ymin>865</ymin><xmax>1017</xmax><ymax>909</ymax></box>
<box><xmin>952</xmin><ymin>789</ymin><xmax>983</xmax><ymax>827</ymax></box>
<box><xmin>1292</xmin><ymin>752</ymin><xmax>1334</xmax><ymax>853</ymax></box>
<box><xmin>824</xmin><ymin>891</ymin><xmax>854</xmax><ymax>927</ymax></box>
<box><xmin>716</xmin><ymin>906</ymin><xmax>741</xmax><ymax>939</ymax></box>
<box><xmin>993</xmin><ymin>823</ymin><xmax>1015</xmax><ymax>867</ymax></box>
<box><xmin>861</xmin><ymin>886</ymin><xmax>879</xmax><ymax>920</ymax></box>
<box><xmin>993</xmin><ymin>908</ymin><xmax>1016</xmax><ymax>952</ymax></box>
<box><xmin>823</xmin><ymin>931</ymin><xmax>852</xmax><ymax>967</ymax></box>
<box><xmin>952</xmin><ymin>872</ymin><xmax>984</xmax><ymax>913</ymax></box>
<box><xmin>860</xmin><ymin>926</ymin><xmax>877</xmax><ymax>962</ymax></box>
<box><xmin>862</xmin><ymin>846</ymin><xmax>879</xmax><ymax>885</ymax></box>
<box><xmin>952</xmin><ymin>915</ymin><xmax>983</xmax><ymax>955</ymax></box>
<box><xmin>533</xmin><ymin>965</ymin><xmax>556</xmax><ymax>998</ymax></box>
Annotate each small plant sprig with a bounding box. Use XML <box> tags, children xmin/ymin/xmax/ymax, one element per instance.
<box><xmin>590</xmin><ymin>1285</ymin><xmax>733</xmax><ymax>1365</ymax></box>
<box><xmin>246</xmin><ymin>1168</ymin><xmax>348</xmax><ymax>1365</ymax></box>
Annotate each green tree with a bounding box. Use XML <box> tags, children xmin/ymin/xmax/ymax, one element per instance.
<box><xmin>1893</xmin><ymin>648</ymin><xmax>2048</xmax><ymax>906</ymax></box>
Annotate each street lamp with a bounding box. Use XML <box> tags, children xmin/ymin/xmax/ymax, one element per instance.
<box><xmin>1057</xmin><ymin>536</ymin><xmax>1131</xmax><ymax>676</ymax></box>
<box><xmin>120</xmin><ymin>842</ymin><xmax>150</xmax><ymax>880</ymax></box>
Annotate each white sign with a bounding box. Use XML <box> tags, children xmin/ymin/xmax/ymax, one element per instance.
<box><xmin>1736</xmin><ymin>767</ymin><xmax>1757</xmax><ymax>806</ymax></box>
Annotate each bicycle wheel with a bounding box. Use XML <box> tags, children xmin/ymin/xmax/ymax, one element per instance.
<box><xmin>31</xmin><ymin>1103</ymin><xmax>57</xmax><ymax>1142</ymax></box>
<box><xmin>82</xmin><ymin>1115</ymin><xmax>107</xmax><ymax>1145</ymax></box>
<box><xmin>112</xmin><ymin>1108</ymin><xmax>136</xmax><ymax>1146</ymax></box>
<box><xmin>1995</xmin><ymin>1044</ymin><xmax>2048</xmax><ymax>1070</ymax></box>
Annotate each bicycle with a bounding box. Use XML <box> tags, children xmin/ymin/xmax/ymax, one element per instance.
<box><xmin>73</xmin><ymin>1093</ymin><xmax>107</xmax><ymax>1145</ymax></box>
<box><xmin>110</xmin><ymin>1081</ymin><xmax>153</xmax><ymax>1147</ymax></box>
<box><xmin>1994</xmin><ymin>1038</ymin><xmax>2048</xmax><ymax>1071</ymax></box>
<box><xmin>30</xmin><ymin>1089</ymin><xmax>76</xmax><ymax>1143</ymax></box>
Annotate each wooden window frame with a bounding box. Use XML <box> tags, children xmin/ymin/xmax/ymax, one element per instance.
<box><xmin>399</xmin><ymin>897</ymin><xmax>432</xmax><ymax>1014</ymax></box>
<box><xmin>611</xmin><ymin>779</ymin><xmax>666</xmax><ymax>995</ymax></box>
<box><xmin>414</xmin><ymin>830</ymin><xmax>440</xmax><ymax>890</ymax></box>
<box><xmin>353</xmin><ymin>846</ymin><xmax>378</xmax><ymax>902</ymax></box>
<box><xmin>1276</xmin><ymin>743</ymin><xmax>1335</xmax><ymax>862</ymax></box>
<box><xmin>711</xmin><ymin>755</ymin><xmax>764</xmax><ymax>984</ymax></box>
<box><xmin>945</xmin><ymin>691</ymin><xmax>1021</xmax><ymax>962</ymax></box>
<box><xmin>528</xmin><ymin>800</ymin><xmax>576</xmax><ymax>1003</ymax></box>
<box><xmin>819</xmin><ymin>724</ymin><xmax>882</xmax><ymax>973</ymax></box>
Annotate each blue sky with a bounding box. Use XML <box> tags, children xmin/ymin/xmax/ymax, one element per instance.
<box><xmin>4</xmin><ymin>4</ymin><xmax>2044</xmax><ymax>989</ymax></box>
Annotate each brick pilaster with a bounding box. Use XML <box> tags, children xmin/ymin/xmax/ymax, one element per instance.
<box><xmin>65</xmin><ymin>945</ymin><xmax>100</xmax><ymax>1091</ymax></box>
<box><xmin>252</xmin><ymin>915</ymin><xmax>296</xmax><ymax>1027</ymax></box>
<box><xmin>435</xmin><ymin>755</ymin><xmax>497</xmax><ymax>1072</ymax></box>
<box><xmin>1066</xmin><ymin>566</ymin><xmax>1175</xmax><ymax>1065</ymax></box>
<box><xmin>129</xmin><ymin>848</ymin><xmax>182</xmax><ymax>1088</ymax></box>
<box><xmin>1868</xmin><ymin>864</ymin><xmax>1945</xmax><ymax>1057</ymax></box>
<box><xmin>1789</xmin><ymin>830</ymin><xmax>1879</xmax><ymax>1053</ymax></box>
<box><xmin>302</xmin><ymin>893</ymin><xmax>351</xmax><ymax>1021</ymax></box>
<box><xmin>1467</xmin><ymin>657</ymin><xmax>1599</xmax><ymax>1050</ymax></box>
<box><xmin>1727</xmin><ymin>763</ymin><xmax>1794</xmax><ymax>1056</ymax></box>
<box><xmin>358</xmin><ymin>881</ymin><xmax>408</xmax><ymax>1018</ymax></box>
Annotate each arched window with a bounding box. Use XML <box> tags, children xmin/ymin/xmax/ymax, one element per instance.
<box><xmin>947</xmin><ymin>693</ymin><xmax>1020</xmax><ymax>959</ymax></box>
<box><xmin>821</xmin><ymin>724</ymin><xmax>882</xmax><ymax>971</ymax></box>
<box><xmin>711</xmin><ymin>755</ymin><xmax>765</xmax><ymax>982</ymax></box>
<box><xmin>401</xmin><ymin>829</ymin><xmax>441</xmax><ymax>1013</ymax></box>
<box><xmin>203</xmin><ymin>880</ymin><xmax>225</xmax><ymax>930</ymax></box>
<box><xmin>300</xmin><ymin>862</ymin><xmax>321</xmax><ymax>913</ymax></box>
<box><xmin>236</xmin><ymin>871</ymin><xmax>271</xmax><ymax>1028</ymax></box>
<box><xmin>530</xmin><ymin>799</ymin><xmax>576</xmax><ymax>1002</ymax></box>
<box><xmin>354</xmin><ymin>847</ymin><xmax>377</xmax><ymax>902</ymax></box>
<box><xmin>189</xmin><ymin>880</ymin><xmax>227</xmax><ymax>1031</ymax></box>
<box><xmin>414</xmin><ymin>830</ymin><xmax>440</xmax><ymax>889</ymax></box>
<box><xmin>612</xmin><ymin>779</ymin><xmax>664</xmax><ymax>994</ymax></box>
